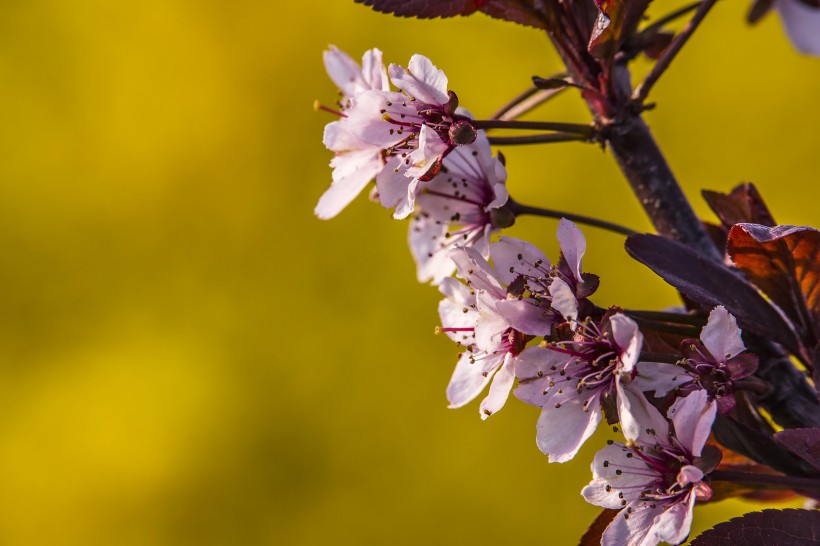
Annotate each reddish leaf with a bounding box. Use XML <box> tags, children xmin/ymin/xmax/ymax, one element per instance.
<box><xmin>588</xmin><ymin>0</ymin><xmax>651</xmax><ymax>61</ymax></box>
<box><xmin>354</xmin><ymin>0</ymin><xmax>549</xmax><ymax>30</ymax></box>
<box><xmin>355</xmin><ymin>0</ymin><xmax>479</xmax><ymax>18</ymax></box>
<box><xmin>578</xmin><ymin>509</ymin><xmax>618</xmax><ymax>546</ymax></box>
<box><xmin>702</xmin><ymin>183</ymin><xmax>777</xmax><ymax>230</ymax></box>
<box><xmin>775</xmin><ymin>429</ymin><xmax>820</xmax><ymax>472</ymax></box>
<box><xmin>689</xmin><ymin>509</ymin><xmax>820</xmax><ymax>545</ymax></box>
<box><xmin>625</xmin><ymin>234</ymin><xmax>801</xmax><ymax>357</ymax></box>
<box><xmin>728</xmin><ymin>224</ymin><xmax>820</xmax><ymax>359</ymax></box>
<box><xmin>478</xmin><ymin>0</ymin><xmax>549</xmax><ymax>30</ymax></box>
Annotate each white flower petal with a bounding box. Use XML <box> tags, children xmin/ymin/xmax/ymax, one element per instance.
<box><xmin>617</xmin><ymin>382</ymin><xmax>669</xmax><ymax>445</ymax></box>
<box><xmin>408</xmin><ymin>214</ymin><xmax>455</xmax><ymax>284</ymax></box>
<box><xmin>601</xmin><ymin>500</ymin><xmax>668</xmax><ymax>546</ymax></box>
<box><xmin>649</xmin><ymin>492</ymin><xmax>696</xmax><ymax>546</ymax></box>
<box><xmin>479</xmin><ymin>355</ymin><xmax>516</xmax><ymax>419</ymax></box>
<box><xmin>536</xmin><ymin>389</ymin><xmax>602</xmax><ymax>462</ymax></box>
<box><xmin>389</xmin><ymin>54</ymin><xmax>449</xmax><ymax>105</ymax></box>
<box><xmin>360</xmin><ymin>48</ymin><xmax>390</xmax><ymax>92</ymax></box>
<box><xmin>449</xmin><ymin>246</ymin><xmax>505</xmax><ymax>295</ymax></box>
<box><xmin>634</xmin><ymin>362</ymin><xmax>693</xmax><ymax>398</ymax></box>
<box><xmin>474</xmin><ymin>291</ymin><xmax>508</xmax><ymax>352</ymax></box>
<box><xmin>585</xmin><ymin>443</ymin><xmax>655</xmax><ymax>504</ymax></box>
<box><xmin>549</xmin><ymin>277</ymin><xmax>578</xmax><ymax>323</ymax></box>
<box><xmin>323</xmin><ymin>46</ymin><xmax>366</xmax><ymax>97</ymax></box>
<box><xmin>610</xmin><ymin>314</ymin><xmax>643</xmax><ymax>374</ymax></box>
<box><xmin>489</xmin><ymin>236</ymin><xmax>551</xmax><ymax>286</ymax></box>
<box><xmin>315</xmin><ymin>146</ymin><xmax>383</xmax><ymax>219</ymax></box>
<box><xmin>446</xmin><ymin>350</ymin><xmax>501</xmax><ymax>409</ymax></box>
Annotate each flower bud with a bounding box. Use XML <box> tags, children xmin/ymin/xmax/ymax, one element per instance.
<box><xmin>448</xmin><ymin>120</ymin><xmax>478</xmax><ymax>146</ymax></box>
<box><xmin>490</xmin><ymin>205</ymin><xmax>516</xmax><ymax>229</ymax></box>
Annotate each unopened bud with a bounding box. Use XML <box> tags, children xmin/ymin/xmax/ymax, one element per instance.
<box><xmin>490</xmin><ymin>204</ymin><xmax>516</xmax><ymax>229</ymax></box>
<box><xmin>448</xmin><ymin>120</ymin><xmax>477</xmax><ymax>146</ymax></box>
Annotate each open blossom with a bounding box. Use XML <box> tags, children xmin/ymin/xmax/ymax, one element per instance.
<box><xmin>409</xmin><ymin>131</ymin><xmax>509</xmax><ymax>285</ymax></box>
<box><xmin>437</xmin><ymin>277</ymin><xmax>530</xmax><ymax>419</ymax></box>
<box><xmin>581</xmin><ymin>390</ymin><xmax>717</xmax><ymax>546</ymax></box>
<box><xmin>439</xmin><ymin>237</ymin><xmax>560</xmax><ymax>418</ymax></box>
<box><xmin>514</xmin><ymin>313</ymin><xmax>650</xmax><ymax>462</ymax></box>
<box><xmin>636</xmin><ymin>306</ymin><xmax>757</xmax><ymax>414</ymax></box>
<box><xmin>438</xmin><ymin>223</ymin><xmax>594</xmax><ymax>418</ymax></box>
<box><xmin>315</xmin><ymin>47</ymin><xmax>391</xmax><ymax>220</ymax></box>
<box><xmin>316</xmin><ymin>48</ymin><xmax>480</xmax><ymax>220</ymax></box>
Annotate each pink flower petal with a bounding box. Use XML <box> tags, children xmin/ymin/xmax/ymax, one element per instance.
<box><xmin>700</xmin><ymin>306</ymin><xmax>745</xmax><ymax>362</ymax></box>
<box><xmin>479</xmin><ymin>355</ymin><xmax>515</xmax><ymax>419</ymax></box>
<box><xmin>667</xmin><ymin>389</ymin><xmax>717</xmax><ymax>458</ymax></box>
<box><xmin>557</xmin><ymin>218</ymin><xmax>586</xmax><ymax>282</ymax></box>
<box><xmin>549</xmin><ymin>277</ymin><xmax>578</xmax><ymax>323</ymax></box>
<box><xmin>446</xmin><ymin>350</ymin><xmax>501</xmax><ymax>409</ymax></box>
<box><xmin>777</xmin><ymin>0</ymin><xmax>820</xmax><ymax>55</ymax></box>
<box><xmin>634</xmin><ymin>362</ymin><xmax>693</xmax><ymax>397</ymax></box>
<box><xmin>535</xmin><ymin>388</ymin><xmax>602</xmax><ymax>462</ymax></box>
<box><xmin>617</xmin><ymin>382</ymin><xmax>669</xmax><ymax>445</ymax></box>
<box><xmin>388</xmin><ymin>54</ymin><xmax>450</xmax><ymax>105</ymax></box>
<box><xmin>489</xmin><ymin>236</ymin><xmax>551</xmax><ymax>286</ymax></box>
<box><xmin>610</xmin><ymin>314</ymin><xmax>643</xmax><ymax>374</ymax></box>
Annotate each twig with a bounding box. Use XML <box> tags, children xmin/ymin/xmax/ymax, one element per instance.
<box><xmin>632</xmin><ymin>0</ymin><xmax>720</xmax><ymax>103</ymax></box>
<box><xmin>488</xmin><ymin>133</ymin><xmax>590</xmax><ymax>145</ymax></box>
<box><xmin>507</xmin><ymin>199</ymin><xmax>637</xmax><ymax>237</ymax></box>
<box><xmin>710</xmin><ymin>470</ymin><xmax>820</xmax><ymax>494</ymax></box>
<box><xmin>473</xmin><ymin>119</ymin><xmax>596</xmax><ymax>137</ymax></box>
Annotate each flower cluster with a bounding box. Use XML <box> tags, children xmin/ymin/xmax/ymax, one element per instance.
<box><xmin>315</xmin><ymin>33</ymin><xmax>820</xmax><ymax>545</ymax></box>
<box><xmin>316</xmin><ymin>47</ymin><xmax>482</xmax><ymax>221</ymax></box>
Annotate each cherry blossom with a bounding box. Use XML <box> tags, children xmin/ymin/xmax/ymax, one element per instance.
<box><xmin>514</xmin><ymin>313</ymin><xmax>649</xmax><ymax>462</ymax></box>
<box><xmin>317</xmin><ymin>49</ymin><xmax>480</xmax><ymax>220</ymax></box>
<box><xmin>436</xmin><ymin>277</ymin><xmax>530</xmax><ymax>419</ymax></box>
<box><xmin>582</xmin><ymin>390</ymin><xmax>717</xmax><ymax>546</ymax></box>
<box><xmin>409</xmin><ymin>132</ymin><xmax>509</xmax><ymax>285</ymax></box>
<box><xmin>636</xmin><ymin>306</ymin><xmax>757</xmax><ymax>413</ymax></box>
<box><xmin>315</xmin><ymin>47</ymin><xmax>391</xmax><ymax>220</ymax></box>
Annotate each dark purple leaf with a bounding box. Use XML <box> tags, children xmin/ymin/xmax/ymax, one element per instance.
<box><xmin>702</xmin><ymin>183</ymin><xmax>776</xmax><ymax>230</ymax></box>
<box><xmin>775</xmin><ymin>429</ymin><xmax>820</xmax><ymax>472</ymax></box>
<box><xmin>625</xmin><ymin>234</ymin><xmax>800</xmax><ymax>356</ymax></box>
<box><xmin>815</xmin><ymin>342</ymin><xmax>820</xmax><ymax>396</ymax></box>
<box><xmin>578</xmin><ymin>509</ymin><xmax>618</xmax><ymax>546</ymax></box>
<box><xmin>354</xmin><ymin>0</ymin><xmax>549</xmax><ymax>30</ymax></box>
<box><xmin>478</xmin><ymin>0</ymin><xmax>549</xmax><ymax>30</ymax></box>
<box><xmin>728</xmin><ymin>224</ymin><xmax>820</xmax><ymax>359</ymax></box>
<box><xmin>690</xmin><ymin>509</ymin><xmax>820</xmax><ymax>546</ymax></box>
<box><xmin>750</xmin><ymin>340</ymin><xmax>820</xmax><ymax>429</ymax></box>
<box><xmin>712</xmin><ymin>416</ymin><xmax>814</xmax><ymax>477</ymax></box>
<box><xmin>354</xmin><ymin>0</ymin><xmax>479</xmax><ymax>18</ymax></box>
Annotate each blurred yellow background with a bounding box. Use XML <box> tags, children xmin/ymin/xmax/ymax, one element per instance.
<box><xmin>0</xmin><ymin>1</ymin><xmax>816</xmax><ymax>544</ymax></box>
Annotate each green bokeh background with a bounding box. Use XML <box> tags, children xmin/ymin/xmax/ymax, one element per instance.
<box><xmin>0</xmin><ymin>1</ymin><xmax>816</xmax><ymax>544</ymax></box>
